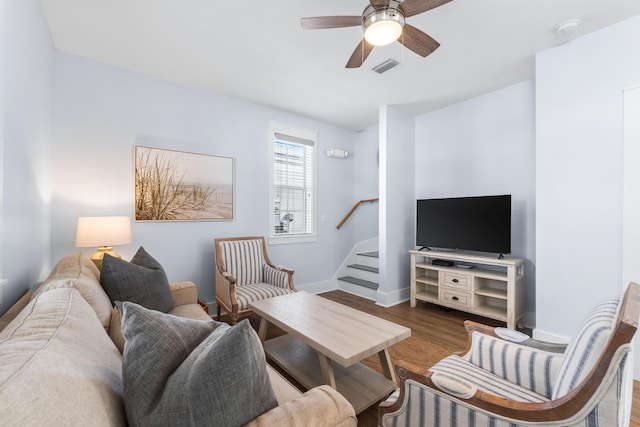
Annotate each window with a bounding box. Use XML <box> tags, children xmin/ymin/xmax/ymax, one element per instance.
<box><xmin>268</xmin><ymin>122</ymin><xmax>317</xmax><ymax>244</ymax></box>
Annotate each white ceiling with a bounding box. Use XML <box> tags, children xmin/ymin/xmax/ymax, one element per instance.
<box><xmin>39</xmin><ymin>0</ymin><xmax>640</xmax><ymax>131</ymax></box>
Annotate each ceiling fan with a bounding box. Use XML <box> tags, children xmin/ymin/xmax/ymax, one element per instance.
<box><xmin>301</xmin><ymin>0</ymin><xmax>452</xmax><ymax>68</ymax></box>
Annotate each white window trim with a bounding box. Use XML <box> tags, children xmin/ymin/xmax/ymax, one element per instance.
<box><xmin>268</xmin><ymin>121</ymin><xmax>317</xmax><ymax>245</ymax></box>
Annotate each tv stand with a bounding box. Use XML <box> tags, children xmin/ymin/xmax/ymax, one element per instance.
<box><xmin>409</xmin><ymin>250</ymin><xmax>525</xmax><ymax>329</ymax></box>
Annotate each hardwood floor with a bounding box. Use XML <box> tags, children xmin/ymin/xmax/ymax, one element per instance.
<box><xmin>320</xmin><ymin>290</ymin><xmax>503</xmax><ymax>352</ymax></box>
<box><xmin>318</xmin><ymin>290</ymin><xmax>640</xmax><ymax>426</ymax></box>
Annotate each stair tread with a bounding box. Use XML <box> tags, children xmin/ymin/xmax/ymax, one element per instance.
<box><xmin>357</xmin><ymin>251</ymin><xmax>379</xmax><ymax>258</ymax></box>
<box><xmin>337</xmin><ymin>276</ymin><xmax>379</xmax><ymax>290</ymax></box>
<box><xmin>347</xmin><ymin>264</ymin><xmax>379</xmax><ymax>273</ymax></box>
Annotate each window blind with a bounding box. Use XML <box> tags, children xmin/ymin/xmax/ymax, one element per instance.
<box><xmin>273</xmin><ymin>133</ymin><xmax>314</xmax><ymax>236</ymax></box>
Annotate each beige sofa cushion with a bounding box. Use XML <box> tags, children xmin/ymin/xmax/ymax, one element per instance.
<box><xmin>268</xmin><ymin>365</ymin><xmax>303</xmax><ymax>405</ymax></box>
<box><xmin>0</xmin><ymin>286</ymin><xmax>124</xmax><ymax>426</ymax></box>
<box><xmin>32</xmin><ymin>252</ymin><xmax>113</xmax><ymax>331</ymax></box>
<box><xmin>246</xmin><ymin>385</ymin><xmax>357</xmax><ymax>427</ymax></box>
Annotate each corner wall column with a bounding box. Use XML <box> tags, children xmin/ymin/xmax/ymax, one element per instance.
<box><xmin>377</xmin><ymin>106</ymin><xmax>415</xmax><ymax>306</ymax></box>
<box><xmin>623</xmin><ymin>87</ymin><xmax>640</xmax><ymax>379</ymax></box>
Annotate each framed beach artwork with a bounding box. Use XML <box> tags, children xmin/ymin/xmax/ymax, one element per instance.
<box><xmin>134</xmin><ymin>145</ymin><xmax>234</xmax><ymax>221</ymax></box>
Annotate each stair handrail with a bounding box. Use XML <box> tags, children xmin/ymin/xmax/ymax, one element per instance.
<box><xmin>337</xmin><ymin>198</ymin><xmax>379</xmax><ymax>230</ymax></box>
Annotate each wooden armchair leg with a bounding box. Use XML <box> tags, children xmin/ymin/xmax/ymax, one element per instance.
<box><xmin>216</xmin><ymin>304</ymin><xmax>222</xmax><ymax>321</ymax></box>
<box><xmin>230</xmin><ymin>311</ymin><xmax>238</xmax><ymax>326</ymax></box>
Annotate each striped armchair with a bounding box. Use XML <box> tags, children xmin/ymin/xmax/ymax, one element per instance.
<box><xmin>379</xmin><ymin>282</ymin><xmax>640</xmax><ymax>427</ymax></box>
<box><xmin>214</xmin><ymin>236</ymin><xmax>296</xmax><ymax>325</ymax></box>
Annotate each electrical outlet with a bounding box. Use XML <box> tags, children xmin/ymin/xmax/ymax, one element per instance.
<box><xmin>0</xmin><ymin>279</ymin><xmax>7</xmax><ymax>305</ymax></box>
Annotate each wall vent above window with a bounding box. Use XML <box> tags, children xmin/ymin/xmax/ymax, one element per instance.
<box><xmin>372</xmin><ymin>59</ymin><xmax>399</xmax><ymax>74</ymax></box>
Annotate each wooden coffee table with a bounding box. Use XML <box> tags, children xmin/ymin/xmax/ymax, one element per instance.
<box><xmin>249</xmin><ymin>292</ymin><xmax>411</xmax><ymax>414</ymax></box>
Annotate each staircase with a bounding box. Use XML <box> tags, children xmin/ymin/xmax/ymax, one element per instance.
<box><xmin>338</xmin><ymin>250</ymin><xmax>379</xmax><ymax>299</ymax></box>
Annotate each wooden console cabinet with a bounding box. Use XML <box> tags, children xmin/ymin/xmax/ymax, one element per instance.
<box><xmin>409</xmin><ymin>250</ymin><xmax>525</xmax><ymax>329</ymax></box>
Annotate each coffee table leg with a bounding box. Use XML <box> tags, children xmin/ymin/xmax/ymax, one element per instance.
<box><xmin>318</xmin><ymin>354</ymin><xmax>337</xmax><ymax>389</ymax></box>
<box><xmin>378</xmin><ymin>348</ymin><xmax>396</xmax><ymax>383</ymax></box>
<box><xmin>257</xmin><ymin>318</ymin><xmax>270</xmax><ymax>343</ymax></box>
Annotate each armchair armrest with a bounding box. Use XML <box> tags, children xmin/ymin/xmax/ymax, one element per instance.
<box><xmin>221</xmin><ymin>271</ymin><xmax>235</xmax><ymax>282</ymax></box>
<box><xmin>273</xmin><ymin>265</ymin><xmax>293</xmax><ymax>274</ymax></box>
<box><xmin>463</xmin><ymin>320</ymin><xmax>502</xmax><ymax>339</ymax></box>
<box><xmin>246</xmin><ymin>385</ymin><xmax>356</xmax><ymax>427</ymax></box>
<box><xmin>215</xmin><ymin>266</ymin><xmax>237</xmax><ymax>310</ymax></box>
<box><xmin>263</xmin><ymin>264</ymin><xmax>296</xmax><ymax>291</ymax></box>
<box><xmin>214</xmin><ymin>254</ymin><xmax>237</xmax><ymax>287</ymax></box>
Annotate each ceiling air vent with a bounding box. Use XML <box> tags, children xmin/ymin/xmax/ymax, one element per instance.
<box><xmin>372</xmin><ymin>59</ymin><xmax>399</xmax><ymax>74</ymax></box>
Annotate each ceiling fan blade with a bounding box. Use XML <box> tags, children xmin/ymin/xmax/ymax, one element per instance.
<box><xmin>301</xmin><ymin>16</ymin><xmax>362</xmax><ymax>30</ymax></box>
<box><xmin>370</xmin><ymin>0</ymin><xmax>390</xmax><ymax>7</ymax></box>
<box><xmin>399</xmin><ymin>24</ymin><xmax>440</xmax><ymax>57</ymax></box>
<box><xmin>346</xmin><ymin>39</ymin><xmax>374</xmax><ymax>68</ymax></box>
<box><xmin>398</xmin><ymin>0</ymin><xmax>452</xmax><ymax>17</ymax></box>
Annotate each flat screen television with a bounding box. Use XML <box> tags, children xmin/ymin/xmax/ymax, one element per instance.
<box><xmin>416</xmin><ymin>195</ymin><xmax>511</xmax><ymax>255</ymax></box>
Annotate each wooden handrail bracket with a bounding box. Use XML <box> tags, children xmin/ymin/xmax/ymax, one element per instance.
<box><xmin>337</xmin><ymin>198</ymin><xmax>379</xmax><ymax>229</ymax></box>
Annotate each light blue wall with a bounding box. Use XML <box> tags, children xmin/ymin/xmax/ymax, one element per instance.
<box><xmin>536</xmin><ymin>15</ymin><xmax>640</xmax><ymax>339</ymax></box>
<box><xmin>50</xmin><ymin>53</ymin><xmax>367</xmax><ymax>305</ymax></box>
<box><xmin>414</xmin><ymin>81</ymin><xmax>536</xmax><ymax>325</ymax></box>
<box><xmin>0</xmin><ymin>0</ymin><xmax>54</xmax><ymax>313</ymax></box>
<box><xmin>347</xmin><ymin>124</ymin><xmax>379</xmax><ymax>240</ymax></box>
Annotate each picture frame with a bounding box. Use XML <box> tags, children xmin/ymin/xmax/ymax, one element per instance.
<box><xmin>134</xmin><ymin>145</ymin><xmax>234</xmax><ymax>221</ymax></box>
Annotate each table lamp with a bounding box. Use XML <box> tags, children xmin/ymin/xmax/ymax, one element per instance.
<box><xmin>75</xmin><ymin>216</ymin><xmax>132</xmax><ymax>270</ymax></box>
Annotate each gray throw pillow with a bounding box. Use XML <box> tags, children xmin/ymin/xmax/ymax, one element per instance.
<box><xmin>100</xmin><ymin>246</ymin><xmax>174</xmax><ymax>312</ymax></box>
<box><xmin>120</xmin><ymin>302</ymin><xmax>278</xmax><ymax>427</ymax></box>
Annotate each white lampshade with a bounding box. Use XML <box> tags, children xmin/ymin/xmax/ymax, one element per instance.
<box><xmin>75</xmin><ymin>216</ymin><xmax>132</xmax><ymax>270</ymax></box>
<box><xmin>75</xmin><ymin>216</ymin><xmax>132</xmax><ymax>247</ymax></box>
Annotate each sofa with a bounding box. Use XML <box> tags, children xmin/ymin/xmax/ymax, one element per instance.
<box><xmin>0</xmin><ymin>252</ymin><xmax>356</xmax><ymax>426</ymax></box>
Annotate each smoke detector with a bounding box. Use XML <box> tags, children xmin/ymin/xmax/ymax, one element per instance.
<box><xmin>554</xmin><ymin>19</ymin><xmax>580</xmax><ymax>44</ymax></box>
<box><xmin>556</xmin><ymin>19</ymin><xmax>580</xmax><ymax>34</ymax></box>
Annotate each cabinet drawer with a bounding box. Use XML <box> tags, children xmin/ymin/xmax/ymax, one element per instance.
<box><xmin>442</xmin><ymin>290</ymin><xmax>471</xmax><ymax>309</ymax></box>
<box><xmin>442</xmin><ymin>272</ymin><xmax>470</xmax><ymax>290</ymax></box>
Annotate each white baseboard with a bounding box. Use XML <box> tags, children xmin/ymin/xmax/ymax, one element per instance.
<box><xmin>532</xmin><ymin>328</ymin><xmax>571</xmax><ymax>344</ymax></box>
<box><xmin>375</xmin><ymin>287</ymin><xmax>411</xmax><ymax>308</ymax></box>
<box><xmin>337</xmin><ymin>281</ymin><xmax>377</xmax><ymax>302</ymax></box>
<box><xmin>297</xmin><ymin>279</ymin><xmax>339</xmax><ymax>294</ymax></box>
<box><xmin>523</xmin><ymin>310</ymin><xmax>536</xmax><ymax>331</ymax></box>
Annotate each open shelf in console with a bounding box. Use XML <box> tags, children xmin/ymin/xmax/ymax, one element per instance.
<box><xmin>413</xmin><ymin>262</ymin><xmax>439</xmax><ymax>303</ymax></box>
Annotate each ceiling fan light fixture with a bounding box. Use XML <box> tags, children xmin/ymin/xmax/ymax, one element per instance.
<box><xmin>363</xmin><ymin>8</ymin><xmax>405</xmax><ymax>46</ymax></box>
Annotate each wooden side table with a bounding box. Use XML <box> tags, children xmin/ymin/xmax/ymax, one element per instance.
<box><xmin>198</xmin><ymin>299</ymin><xmax>209</xmax><ymax>314</ymax></box>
